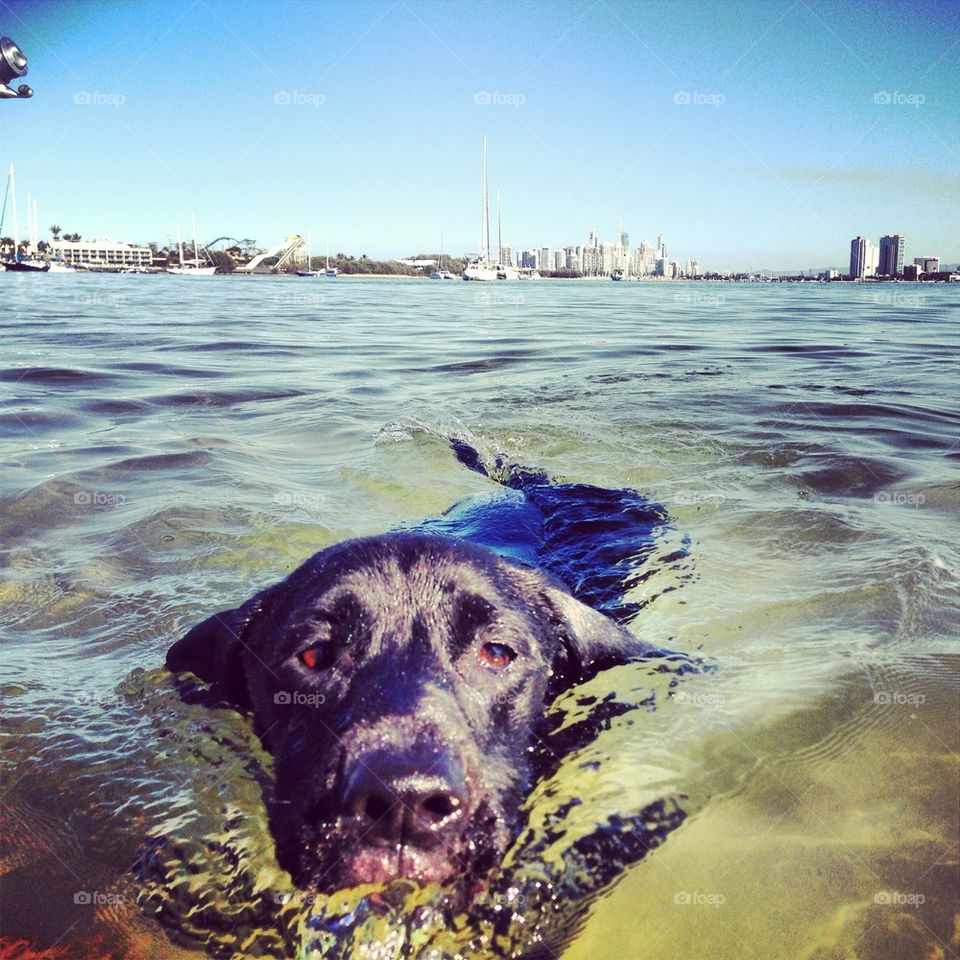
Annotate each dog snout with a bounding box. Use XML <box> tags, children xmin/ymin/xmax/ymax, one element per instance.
<box><xmin>342</xmin><ymin>747</ymin><xmax>467</xmax><ymax>847</ymax></box>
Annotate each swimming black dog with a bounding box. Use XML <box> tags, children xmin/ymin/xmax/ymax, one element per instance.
<box><xmin>166</xmin><ymin>440</ymin><xmax>672</xmax><ymax>894</ymax></box>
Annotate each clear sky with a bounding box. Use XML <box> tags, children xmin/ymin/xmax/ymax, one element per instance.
<box><xmin>3</xmin><ymin>0</ymin><xmax>958</xmax><ymax>271</ymax></box>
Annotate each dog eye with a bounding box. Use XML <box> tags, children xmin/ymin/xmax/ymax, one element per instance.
<box><xmin>478</xmin><ymin>641</ymin><xmax>516</xmax><ymax>669</ymax></box>
<box><xmin>298</xmin><ymin>643</ymin><xmax>334</xmax><ymax>671</ymax></box>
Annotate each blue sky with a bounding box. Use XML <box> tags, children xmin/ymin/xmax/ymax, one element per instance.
<box><xmin>3</xmin><ymin>0</ymin><xmax>958</xmax><ymax>270</ymax></box>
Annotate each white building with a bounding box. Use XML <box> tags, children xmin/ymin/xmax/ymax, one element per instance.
<box><xmin>849</xmin><ymin>235</ymin><xmax>879</xmax><ymax>279</ymax></box>
<box><xmin>52</xmin><ymin>238</ymin><xmax>153</xmax><ymax>269</ymax></box>
<box><xmin>582</xmin><ymin>246</ymin><xmax>600</xmax><ymax>276</ymax></box>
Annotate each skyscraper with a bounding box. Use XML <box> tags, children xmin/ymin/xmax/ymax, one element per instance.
<box><xmin>878</xmin><ymin>235</ymin><xmax>905</xmax><ymax>276</ymax></box>
<box><xmin>850</xmin><ymin>236</ymin><xmax>873</xmax><ymax>279</ymax></box>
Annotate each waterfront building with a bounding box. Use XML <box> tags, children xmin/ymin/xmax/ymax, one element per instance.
<box><xmin>655</xmin><ymin>257</ymin><xmax>669</xmax><ymax>277</ymax></box>
<box><xmin>582</xmin><ymin>245</ymin><xmax>600</xmax><ymax>276</ymax></box>
<box><xmin>914</xmin><ymin>256</ymin><xmax>940</xmax><ymax>274</ymax></box>
<box><xmin>51</xmin><ymin>238</ymin><xmax>153</xmax><ymax>269</ymax></box>
<box><xmin>500</xmin><ymin>243</ymin><xmax>512</xmax><ymax>268</ymax></box>
<box><xmin>539</xmin><ymin>247</ymin><xmax>552</xmax><ymax>271</ymax></box>
<box><xmin>553</xmin><ymin>250</ymin><xmax>565</xmax><ymax>272</ymax></box>
<box><xmin>878</xmin><ymin>234</ymin><xmax>905</xmax><ymax>276</ymax></box>
<box><xmin>849</xmin><ymin>236</ymin><xmax>876</xmax><ymax>278</ymax></box>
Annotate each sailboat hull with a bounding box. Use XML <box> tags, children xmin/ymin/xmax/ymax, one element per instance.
<box><xmin>462</xmin><ymin>262</ymin><xmax>498</xmax><ymax>281</ymax></box>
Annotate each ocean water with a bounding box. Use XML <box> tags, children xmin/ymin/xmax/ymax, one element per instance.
<box><xmin>0</xmin><ymin>274</ymin><xmax>957</xmax><ymax>960</ymax></box>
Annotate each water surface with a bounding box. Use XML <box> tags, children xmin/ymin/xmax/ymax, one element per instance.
<box><xmin>1</xmin><ymin>275</ymin><xmax>957</xmax><ymax>959</ymax></box>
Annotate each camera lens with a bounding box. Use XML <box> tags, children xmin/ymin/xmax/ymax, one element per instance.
<box><xmin>1</xmin><ymin>37</ymin><xmax>28</xmax><ymax>82</ymax></box>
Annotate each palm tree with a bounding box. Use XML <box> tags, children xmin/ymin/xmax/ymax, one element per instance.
<box><xmin>50</xmin><ymin>224</ymin><xmax>61</xmax><ymax>241</ymax></box>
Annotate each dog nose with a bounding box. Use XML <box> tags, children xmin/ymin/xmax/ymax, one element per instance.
<box><xmin>342</xmin><ymin>750</ymin><xmax>467</xmax><ymax>846</ymax></box>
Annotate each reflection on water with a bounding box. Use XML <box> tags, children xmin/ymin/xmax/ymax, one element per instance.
<box><xmin>0</xmin><ymin>275</ymin><xmax>957</xmax><ymax>958</ymax></box>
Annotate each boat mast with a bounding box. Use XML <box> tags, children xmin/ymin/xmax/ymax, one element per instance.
<box><xmin>192</xmin><ymin>213</ymin><xmax>200</xmax><ymax>265</ymax></box>
<box><xmin>177</xmin><ymin>225</ymin><xmax>185</xmax><ymax>268</ymax></box>
<box><xmin>497</xmin><ymin>188</ymin><xmax>502</xmax><ymax>266</ymax></box>
<box><xmin>481</xmin><ymin>132</ymin><xmax>489</xmax><ymax>262</ymax></box>
<box><xmin>10</xmin><ymin>164</ymin><xmax>18</xmax><ymax>257</ymax></box>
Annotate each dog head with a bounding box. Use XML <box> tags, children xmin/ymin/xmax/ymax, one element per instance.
<box><xmin>166</xmin><ymin>533</ymin><xmax>654</xmax><ymax>892</ymax></box>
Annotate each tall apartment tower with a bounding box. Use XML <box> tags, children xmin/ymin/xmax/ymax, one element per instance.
<box><xmin>850</xmin><ymin>236</ymin><xmax>871</xmax><ymax>278</ymax></box>
<box><xmin>878</xmin><ymin>235</ymin><xmax>905</xmax><ymax>276</ymax></box>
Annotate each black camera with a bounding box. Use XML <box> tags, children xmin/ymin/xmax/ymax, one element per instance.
<box><xmin>1</xmin><ymin>36</ymin><xmax>33</xmax><ymax>99</ymax></box>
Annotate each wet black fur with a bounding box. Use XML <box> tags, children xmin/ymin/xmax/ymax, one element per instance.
<box><xmin>166</xmin><ymin>531</ymin><xmax>653</xmax><ymax>892</ymax></box>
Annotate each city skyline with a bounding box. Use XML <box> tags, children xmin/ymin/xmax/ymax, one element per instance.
<box><xmin>3</xmin><ymin>0</ymin><xmax>958</xmax><ymax>272</ymax></box>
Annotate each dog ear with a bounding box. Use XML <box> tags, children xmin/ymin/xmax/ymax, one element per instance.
<box><xmin>524</xmin><ymin>574</ymin><xmax>657</xmax><ymax>694</ymax></box>
<box><xmin>165</xmin><ymin>591</ymin><xmax>267</xmax><ymax>708</ymax></box>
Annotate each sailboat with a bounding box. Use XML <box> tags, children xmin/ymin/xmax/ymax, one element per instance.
<box><xmin>1</xmin><ymin>165</ymin><xmax>48</xmax><ymax>272</ymax></box>
<box><xmin>462</xmin><ymin>134</ymin><xmax>498</xmax><ymax>281</ymax></box>
<box><xmin>167</xmin><ymin>215</ymin><xmax>216</xmax><ymax>276</ymax></box>
<box><xmin>430</xmin><ymin>231</ymin><xmax>454</xmax><ymax>279</ymax></box>
<box><xmin>494</xmin><ymin>189</ymin><xmax>519</xmax><ymax>280</ymax></box>
<box><xmin>323</xmin><ymin>241</ymin><xmax>338</xmax><ymax>277</ymax></box>
<box><xmin>297</xmin><ymin>230</ymin><xmax>318</xmax><ymax>277</ymax></box>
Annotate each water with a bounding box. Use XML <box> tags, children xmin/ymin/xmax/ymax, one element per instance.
<box><xmin>1</xmin><ymin>274</ymin><xmax>957</xmax><ymax>959</ymax></box>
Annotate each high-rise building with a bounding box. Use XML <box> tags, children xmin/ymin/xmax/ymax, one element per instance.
<box><xmin>500</xmin><ymin>243</ymin><xmax>512</xmax><ymax>268</ymax></box>
<box><xmin>914</xmin><ymin>256</ymin><xmax>940</xmax><ymax>274</ymax></box>
<box><xmin>539</xmin><ymin>247</ymin><xmax>552</xmax><ymax>271</ymax></box>
<box><xmin>849</xmin><ymin>236</ymin><xmax>876</xmax><ymax>278</ymax></box>
<box><xmin>620</xmin><ymin>230</ymin><xmax>629</xmax><ymax>253</ymax></box>
<box><xmin>582</xmin><ymin>246</ymin><xmax>600</xmax><ymax>276</ymax></box>
<box><xmin>878</xmin><ymin>235</ymin><xmax>904</xmax><ymax>276</ymax></box>
<box><xmin>656</xmin><ymin>233</ymin><xmax>665</xmax><ymax>260</ymax></box>
<box><xmin>655</xmin><ymin>257</ymin><xmax>668</xmax><ymax>277</ymax></box>
<box><xmin>600</xmin><ymin>241</ymin><xmax>620</xmax><ymax>276</ymax></box>
<box><xmin>553</xmin><ymin>250</ymin><xmax>565</xmax><ymax>272</ymax></box>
